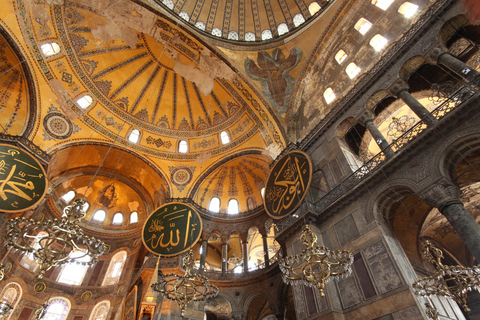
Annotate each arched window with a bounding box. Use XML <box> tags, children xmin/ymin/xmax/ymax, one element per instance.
<box><xmin>293</xmin><ymin>13</ymin><xmax>305</xmax><ymax>27</ymax></box>
<box><xmin>346</xmin><ymin>62</ymin><xmax>361</xmax><ymax>79</ymax></box>
<box><xmin>89</xmin><ymin>300</ymin><xmax>110</xmax><ymax>320</ymax></box>
<box><xmin>43</xmin><ymin>297</ymin><xmax>70</xmax><ymax>320</ymax></box>
<box><xmin>162</xmin><ymin>0</ymin><xmax>174</xmax><ymax>10</ymax></box>
<box><xmin>178</xmin><ymin>140</ymin><xmax>188</xmax><ymax>153</ymax></box>
<box><xmin>335</xmin><ymin>50</ymin><xmax>348</xmax><ymax>64</ymax></box>
<box><xmin>128</xmin><ymin>129</ymin><xmax>140</xmax><ymax>143</ymax></box>
<box><xmin>228</xmin><ymin>31</ymin><xmax>239</xmax><ymax>40</ymax></box>
<box><xmin>398</xmin><ymin>2</ymin><xmax>418</xmax><ymax>18</ymax></box>
<box><xmin>277</xmin><ymin>23</ymin><xmax>289</xmax><ymax>36</ymax></box>
<box><xmin>83</xmin><ymin>201</ymin><xmax>90</xmax><ymax>212</ymax></box>
<box><xmin>0</xmin><ymin>283</ymin><xmax>21</xmax><ymax>319</ymax></box>
<box><xmin>211</xmin><ymin>27</ymin><xmax>222</xmax><ymax>37</ymax></box>
<box><xmin>245</xmin><ymin>32</ymin><xmax>256</xmax><ymax>41</ymax></box>
<box><xmin>129</xmin><ymin>211</ymin><xmax>138</xmax><ymax>224</ymax></box>
<box><xmin>261</xmin><ymin>30</ymin><xmax>273</xmax><ymax>40</ymax></box>
<box><xmin>209</xmin><ymin>197</ymin><xmax>220</xmax><ymax>213</ymax></box>
<box><xmin>179</xmin><ymin>11</ymin><xmax>189</xmax><ymax>21</ymax></box>
<box><xmin>220</xmin><ymin>131</ymin><xmax>230</xmax><ymax>144</ymax></box>
<box><xmin>195</xmin><ymin>21</ymin><xmax>206</xmax><ymax>31</ymax></box>
<box><xmin>21</xmin><ymin>231</ymin><xmax>48</xmax><ymax>271</ymax></box>
<box><xmin>76</xmin><ymin>94</ymin><xmax>94</xmax><ymax>109</ymax></box>
<box><xmin>324</xmin><ymin>88</ymin><xmax>336</xmax><ymax>104</ymax></box>
<box><xmin>308</xmin><ymin>2</ymin><xmax>321</xmax><ymax>16</ymax></box>
<box><xmin>61</xmin><ymin>191</ymin><xmax>75</xmax><ymax>204</ymax></box>
<box><xmin>112</xmin><ymin>212</ymin><xmax>123</xmax><ymax>225</ymax></box>
<box><xmin>40</xmin><ymin>42</ymin><xmax>61</xmax><ymax>58</ymax></box>
<box><xmin>247</xmin><ymin>197</ymin><xmax>256</xmax><ymax>210</ymax></box>
<box><xmin>227</xmin><ymin>199</ymin><xmax>239</xmax><ymax>214</ymax></box>
<box><xmin>372</xmin><ymin>0</ymin><xmax>394</xmax><ymax>10</ymax></box>
<box><xmin>354</xmin><ymin>18</ymin><xmax>372</xmax><ymax>35</ymax></box>
<box><xmin>261</xmin><ymin>187</ymin><xmax>265</xmax><ymax>198</ymax></box>
<box><xmin>370</xmin><ymin>34</ymin><xmax>388</xmax><ymax>51</ymax></box>
<box><xmin>57</xmin><ymin>251</ymin><xmax>90</xmax><ymax>285</ymax></box>
<box><xmin>102</xmin><ymin>251</ymin><xmax>127</xmax><ymax>285</ymax></box>
<box><xmin>92</xmin><ymin>210</ymin><xmax>106</xmax><ymax>222</ymax></box>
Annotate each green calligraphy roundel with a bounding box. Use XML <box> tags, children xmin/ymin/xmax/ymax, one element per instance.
<box><xmin>264</xmin><ymin>150</ymin><xmax>312</xmax><ymax>219</ymax></box>
<box><xmin>0</xmin><ymin>143</ymin><xmax>47</xmax><ymax>212</ymax></box>
<box><xmin>142</xmin><ymin>202</ymin><xmax>203</xmax><ymax>256</ymax></box>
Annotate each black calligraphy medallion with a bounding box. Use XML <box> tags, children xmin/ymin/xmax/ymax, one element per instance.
<box><xmin>264</xmin><ymin>151</ymin><xmax>312</xmax><ymax>219</ymax></box>
<box><xmin>0</xmin><ymin>144</ymin><xmax>47</xmax><ymax>212</ymax></box>
<box><xmin>142</xmin><ymin>202</ymin><xmax>202</xmax><ymax>256</ymax></box>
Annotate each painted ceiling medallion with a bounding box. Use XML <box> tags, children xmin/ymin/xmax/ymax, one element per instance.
<box><xmin>170</xmin><ymin>167</ymin><xmax>195</xmax><ymax>192</ymax></box>
<box><xmin>43</xmin><ymin>112</ymin><xmax>73</xmax><ymax>139</ymax></box>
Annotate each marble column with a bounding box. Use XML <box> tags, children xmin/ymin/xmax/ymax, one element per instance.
<box><xmin>389</xmin><ymin>79</ymin><xmax>437</xmax><ymax>125</ymax></box>
<box><xmin>420</xmin><ymin>180</ymin><xmax>480</xmax><ymax>262</ymax></box>
<box><xmin>199</xmin><ymin>239</ymin><xmax>208</xmax><ymax>272</ymax></box>
<box><xmin>242</xmin><ymin>240</ymin><xmax>249</xmax><ymax>273</ymax></box>
<box><xmin>429</xmin><ymin>47</ymin><xmax>480</xmax><ymax>84</ymax></box>
<box><xmin>357</xmin><ymin>110</ymin><xmax>395</xmax><ymax>157</ymax></box>
<box><xmin>221</xmin><ymin>241</ymin><xmax>228</xmax><ymax>274</ymax></box>
<box><xmin>262</xmin><ymin>235</ymin><xmax>270</xmax><ymax>268</ymax></box>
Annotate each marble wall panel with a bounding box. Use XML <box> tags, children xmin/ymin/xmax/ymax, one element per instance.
<box><xmin>335</xmin><ymin>214</ymin><xmax>360</xmax><ymax>246</ymax></box>
<box><xmin>336</xmin><ymin>273</ymin><xmax>362</xmax><ymax>309</ymax></box>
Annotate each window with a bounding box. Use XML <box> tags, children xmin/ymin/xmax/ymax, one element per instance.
<box><xmin>211</xmin><ymin>27</ymin><xmax>222</xmax><ymax>37</ymax></box>
<box><xmin>335</xmin><ymin>50</ymin><xmax>348</xmax><ymax>64</ymax></box>
<box><xmin>309</xmin><ymin>2</ymin><xmax>321</xmax><ymax>16</ymax></box>
<box><xmin>228</xmin><ymin>31</ymin><xmax>239</xmax><ymax>40</ymax></box>
<box><xmin>261</xmin><ymin>30</ymin><xmax>273</xmax><ymax>40</ymax></box>
<box><xmin>324</xmin><ymin>88</ymin><xmax>336</xmax><ymax>104</ymax></box>
<box><xmin>346</xmin><ymin>62</ymin><xmax>361</xmax><ymax>79</ymax></box>
<box><xmin>247</xmin><ymin>197</ymin><xmax>256</xmax><ymax>210</ymax></box>
<box><xmin>370</xmin><ymin>34</ymin><xmax>388</xmax><ymax>51</ymax></box>
<box><xmin>178</xmin><ymin>140</ymin><xmax>188</xmax><ymax>153</ymax></box>
<box><xmin>354</xmin><ymin>18</ymin><xmax>372</xmax><ymax>35</ymax></box>
<box><xmin>130</xmin><ymin>211</ymin><xmax>138</xmax><ymax>224</ymax></box>
<box><xmin>102</xmin><ymin>251</ymin><xmax>127</xmax><ymax>285</ymax></box>
<box><xmin>89</xmin><ymin>301</ymin><xmax>110</xmax><ymax>320</ymax></box>
<box><xmin>21</xmin><ymin>231</ymin><xmax>48</xmax><ymax>271</ymax></box>
<box><xmin>128</xmin><ymin>129</ymin><xmax>140</xmax><ymax>143</ymax></box>
<box><xmin>227</xmin><ymin>199</ymin><xmax>239</xmax><ymax>214</ymax></box>
<box><xmin>220</xmin><ymin>131</ymin><xmax>230</xmax><ymax>144</ymax></box>
<box><xmin>277</xmin><ymin>23</ymin><xmax>289</xmax><ymax>36</ymax></box>
<box><xmin>245</xmin><ymin>32</ymin><xmax>256</xmax><ymax>41</ymax></box>
<box><xmin>61</xmin><ymin>191</ymin><xmax>75</xmax><ymax>204</ymax></box>
<box><xmin>209</xmin><ymin>197</ymin><xmax>220</xmax><ymax>213</ymax></box>
<box><xmin>261</xmin><ymin>187</ymin><xmax>265</xmax><ymax>198</ymax></box>
<box><xmin>371</xmin><ymin>0</ymin><xmax>394</xmax><ymax>10</ymax></box>
<box><xmin>293</xmin><ymin>13</ymin><xmax>305</xmax><ymax>27</ymax></box>
<box><xmin>112</xmin><ymin>212</ymin><xmax>123</xmax><ymax>225</ymax></box>
<box><xmin>93</xmin><ymin>210</ymin><xmax>106</xmax><ymax>222</ymax></box>
<box><xmin>233</xmin><ymin>265</ymin><xmax>242</xmax><ymax>273</ymax></box>
<box><xmin>162</xmin><ymin>0</ymin><xmax>174</xmax><ymax>10</ymax></box>
<box><xmin>83</xmin><ymin>201</ymin><xmax>90</xmax><ymax>212</ymax></box>
<box><xmin>40</xmin><ymin>42</ymin><xmax>61</xmax><ymax>57</ymax></box>
<box><xmin>179</xmin><ymin>11</ymin><xmax>189</xmax><ymax>21</ymax></box>
<box><xmin>398</xmin><ymin>2</ymin><xmax>418</xmax><ymax>18</ymax></box>
<box><xmin>195</xmin><ymin>21</ymin><xmax>206</xmax><ymax>31</ymax></box>
<box><xmin>76</xmin><ymin>94</ymin><xmax>93</xmax><ymax>109</ymax></box>
<box><xmin>0</xmin><ymin>283</ymin><xmax>21</xmax><ymax>319</ymax></box>
<box><xmin>57</xmin><ymin>251</ymin><xmax>91</xmax><ymax>285</ymax></box>
<box><xmin>43</xmin><ymin>297</ymin><xmax>70</xmax><ymax>320</ymax></box>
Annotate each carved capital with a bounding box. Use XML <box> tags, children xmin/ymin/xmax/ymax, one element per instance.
<box><xmin>426</xmin><ymin>46</ymin><xmax>448</xmax><ymax>65</ymax></box>
<box><xmin>356</xmin><ymin>110</ymin><xmax>374</xmax><ymax>126</ymax></box>
<box><xmin>419</xmin><ymin>179</ymin><xmax>461</xmax><ymax>208</ymax></box>
<box><xmin>388</xmin><ymin>79</ymin><xmax>409</xmax><ymax>96</ymax></box>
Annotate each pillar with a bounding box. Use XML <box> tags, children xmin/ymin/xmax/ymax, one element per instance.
<box><xmin>429</xmin><ymin>47</ymin><xmax>480</xmax><ymax>84</ymax></box>
<box><xmin>242</xmin><ymin>240</ymin><xmax>249</xmax><ymax>273</ymax></box>
<box><xmin>357</xmin><ymin>110</ymin><xmax>395</xmax><ymax>157</ymax></box>
<box><xmin>420</xmin><ymin>180</ymin><xmax>480</xmax><ymax>262</ymax></box>
<box><xmin>199</xmin><ymin>238</ymin><xmax>208</xmax><ymax>273</ymax></box>
<box><xmin>262</xmin><ymin>235</ymin><xmax>270</xmax><ymax>268</ymax></box>
<box><xmin>389</xmin><ymin>79</ymin><xmax>437</xmax><ymax>125</ymax></box>
<box><xmin>221</xmin><ymin>240</ymin><xmax>228</xmax><ymax>274</ymax></box>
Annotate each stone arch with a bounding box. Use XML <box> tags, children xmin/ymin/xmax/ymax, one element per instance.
<box><xmin>204</xmin><ymin>296</ymin><xmax>232</xmax><ymax>320</ymax></box>
<box><xmin>399</xmin><ymin>55</ymin><xmax>427</xmax><ymax>81</ymax></box>
<box><xmin>366</xmin><ymin>89</ymin><xmax>391</xmax><ymax>112</ymax></box>
<box><xmin>438</xmin><ymin>14</ymin><xmax>469</xmax><ymax>47</ymax></box>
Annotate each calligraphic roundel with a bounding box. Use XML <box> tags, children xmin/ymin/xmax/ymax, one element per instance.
<box><xmin>142</xmin><ymin>202</ymin><xmax>203</xmax><ymax>256</ymax></box>
<box><xmin>0</xmin><ymin>143</ymin><xmax>47</xmax><ymax>212</ymax></box>
<box><xmin>264</xmin><ymin>151</ymin><xmax>312</xmax><ymax>219</ymax></box>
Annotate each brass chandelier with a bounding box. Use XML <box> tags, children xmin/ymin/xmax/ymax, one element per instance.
<box><xmin>227</xmin><ymin>252</ymin><xmax>243</xmax><ymax>267</ymax></box>
<box><xmin>151</xmin><ymin>250</ymin><xmax>219</xmax><ymax>316</ymax></box>
<box><xmin>412</xmin><ymin>241</ymin><xmax>480</xmax><ymax>312</ymax></box>
<box><xmin>0</xmin><ymin>301</ymin><xmax>13</xmax><ymax>319</ymax></box>
<box><xmin>279</xmin><ymin>225</ymin><xmax>353</xmax><ymax>296</ymax></box>
<box><xmin>6</xmin><ymin>198</ymin><xmax>107</xmax><ymax>279</ymax></box>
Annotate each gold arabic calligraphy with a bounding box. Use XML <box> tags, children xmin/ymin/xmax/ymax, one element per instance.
<box><xmin>145</xmin><ymin>208</ymin><xmax>194</xmax><ymax>250</ymax></box>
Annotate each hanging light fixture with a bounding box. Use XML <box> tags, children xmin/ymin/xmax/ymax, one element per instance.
<box><xmin>34</xmin><ymin>301</ymin><xmax>48</xmax><ymax>320</ymax></box>
<box><xmin>151</xmin><ymin>250</ymin><xmax>219</xmax><ymax>316</ymax></box>
<box><xmin>227</xmin><ymin>252</ymin><xmax>243</xmax><ymax>267</ymax></box>
<box><xmin>6</xmin><ymin>198</ymin><xmax>107</xmax><ymax>279</ymax></box>
<box><xmin>0</xmin><ymin>301</ymin><xmax>13</xmax><ymax>319</ymax></box>
<box><xmin>279</xmin><ymin>225</ymin><xmax>353</xmax><ymax>296</ymax></box>
<box><xmin>412</xmin><ymin>241</ymin><xmax>480</xmax><ymax>312</ymax></box>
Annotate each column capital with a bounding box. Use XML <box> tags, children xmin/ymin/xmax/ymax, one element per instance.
<box><xmin>356</xmin><ymin>109</ymin><xmax>374</xmax><ymax>126</ymax></box>
<box><xmin>418</xmin><ymin>179</ymin><xmax>461</xmax><ymax>208</ymax></box>
<box><xmin>388</xmin><ymin>79</ymin><xmax>409</xmax><ymax>96</ymax></box>
<box><xmin>426</xmin><ymin>46</ymin><xmax>448</xmax><ymax>65</ymax></box>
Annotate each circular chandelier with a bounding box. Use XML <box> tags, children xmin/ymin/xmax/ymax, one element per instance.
<box><xmin>6</xmin><ymin>198</ymin><xmax>107</xmax><ymax>279</ymax></box>
<box><xmin>279</xmin><ymin>225</ymin><xmax>353</xmax><ymax>296</ymax></box>
<box><xmin>412</xmin><ymin>241</ymin><xmax>480</xmax><ymax>313</ymax></box>
<box><xmin>227</xmin><ymin>253</ymin><xmax>243</xmax><ymax>267</ymax></box>
<box><xmin>151</xmin><ymin>250</ymin><xmax>219</xmax><ymax>316</ymax></box>
<box><xmin>0</xmin><ymin>301</ymin><xmax>13</xmax><ymax>319</ymax></box>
